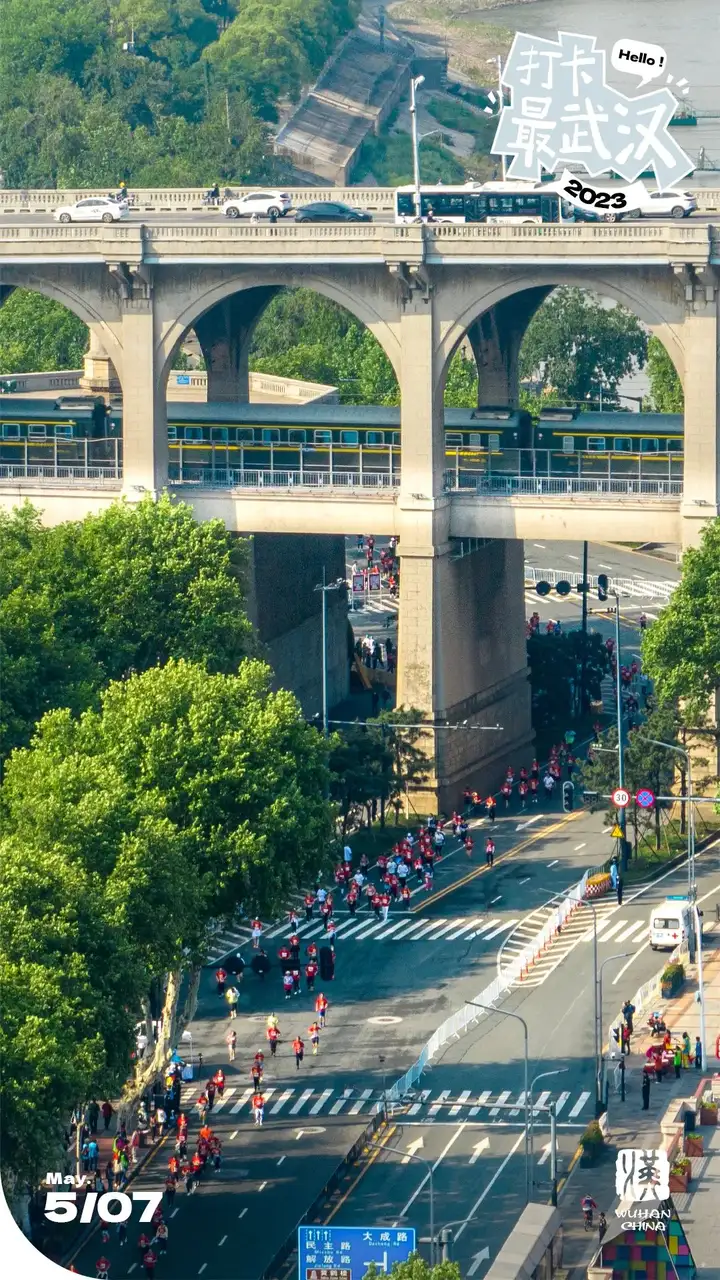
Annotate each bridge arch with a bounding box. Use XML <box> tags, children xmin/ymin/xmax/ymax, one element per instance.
<box><xmin>0</xmin><ymin>270</ymin><xmax>123</xmax><ymax>375</ymax></box>
<box><xmin>436</xmin><ymin>271</ymin><xmax>686</xmax><ymax>394</ymax></box>
<box><xmin>157</xmin><ymin>270</ymin><xmax>402</xmax><ymax>390</ymax></box>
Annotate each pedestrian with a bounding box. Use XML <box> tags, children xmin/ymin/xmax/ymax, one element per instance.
<box><xmin>206</xmin><ymin>1082</ymin><xmax>216</xmax><ymax>1111</ymax></box>
<box><xmin>267</xmin><ymin>1024</ymin><xmax>280</xmax><ymax>1055</ymax></box>
<box><xmin>215</xmin><ymin>966</ymin><xmax>227</xmax><ymax>996</ymax></box>
<box><xmin>164</xmin><ymin>1177</ymin><xmax>176</xmax><ymax>1209</ymax></box>
<box><xmin>621</xmin><ymin>1024</ymin><xmax>631</xmax><ymax>1056</ymax></box>
<box><xmin>117</xmin><ymin>1222</ymin><xmax>128</xmax><ymax>1248</ymax></box>
<box><xmin>225</xmin><ymin>985</ymin><xmax>240</xmax><ymax>1018</ymax></box>
<box><xmin>251</xmin><ymin>1061</ymin><xmax>263</xmax><ymax>1091</ymax></box>
<box><xmin>695</xmin><ymin>1036</ymin><xmax>702</xmax><ymax>1070</ymax></box>
<box><xmin>305</xmin><ymin>960</ymin><xmax>318</xmax><ymax>991</ymax></box>
<box><xmin>304</xmin><ymin>892</ymin><xmax>315</xmax><ymax>921</ymax></box>
<box><xmin>598</xmin><ymin>1212</ymin><xmax>608</xmax><ymax>1246</ymax></box>
<box><xmin>292</xmin><ymin>967</ymin><xmax>301</xmax><ymax>996</ymax></box>
<box><xmin>622</xmin><ymin>999</ymin><xmax>635</xmax><ymax>1034</ymax></box>
<box><xmin>251</xmin><ymin>917</ymin><xmax>263</xmax><ymax>950</ymax></box>
<box><xmin>154</xmin><ymin>1223</ymin><xmax>168</xmax><ymax>1255</ymax></box>
<box><xmin>293</xmin><ymin>1035</ymin><xmax>305</xmax><ymax>1069</ymax></box>
<box><xmin>143</xmin><ymin>1248</ymin><xmax>158</xmax><ymax>1277</ymax></box>
<box><xmin>213</xmin><ymin>1068</ymin><xmax>225</xmax><ymax>1098</ymax></box>
<box><xmin>251</xmin><ymin>948</ymin><xmax>271</xmax><ymax>981</ymax></box>
<box><xmin>283</xmin><ymin>970</ymin><xmax>294</xmax><ymax>999</ymax></box>
<box><xmin>156</xmin><ymin>1107</ymin><xmax>166</xmax><ymax>1138</ymax></box>
<box><xmin>309</xmin><ymin>1021</ymin><xmax>321</xmax><ymax>1054</ymax></box>
<box><xmin>101</xmin><ymin>1100</ymin><xmax>114</xmax><ymax>1131</ymax></box>
<box><xmin>316</xmin><ymin>992</ymin><xmax>328</xmax><ymax>1028</ymax></box>
<box><xmin>642</xmin><ymin>1073</ymin><xmax>651</xmax><ymax>1110</ymax></box>
<box><xmin>253</xmin><ymin>1092</ymin><xmax>265</xmax><ymax>1126</ymax></box>
<box><xmin>226</xmin><ymin>1029</ymin><xmax>237</xmax><ymax>1061</ymax></box>
<box><xmin>617</xmin><ymin>878</ymin><xmax>623</xmax><ymax>906</ymax></box>
<box><xmin>87</xmin><ymin>1100</ymin><xmax>100</xmax><ymax>1134</ymax></box>
<box><xmin>486</xmin><ymin>796</ymin><xmax>496</xmax><ymax>824</ymax></box>
<box><xmin>485</xmin><ymin>838</ymin><xmax>495</xmax><ymax>868</ymax></box>
<box><xmin>673</xmin><ymin>1044</ymin><xmax>682</xmax><ymax>1078</ymax></box>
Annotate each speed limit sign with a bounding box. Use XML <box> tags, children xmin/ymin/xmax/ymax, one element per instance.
<box><xmin>611</xmin><ymin>787</ymin><xmax>630</xmax><ymax>808</ymax></box>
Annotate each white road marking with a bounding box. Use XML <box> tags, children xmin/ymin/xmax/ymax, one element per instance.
<box><xmin>489</xmin><ymin>1090</ymin><xmax>511</xmax><ymax>1117</ymax></box>
<box><xmin>329</xmin><ymin>1089</ymin><xmax>353</xmax><ymax>1115</ymax></box>
<box><xmin>229</xmin><ymin>1088</ymin><xmax>254</xmax><ymax>1113</ymax></box>
<box><xmin>518</xmin><ymin>877</ymin><xmax>530</xmax><ymax>885</ymax></box>
<box><xmin>229</xmin><ymin>1130</ymin><xmax>238</xmax><ymax>1140</ymax></box>
<box><xmin>569</xmin><ymin>1092</ymin><xmax>591</xmax><ymax>1118</ymax></box>
<box><xmin>428</xmin><ymin>1090</ymin><xmax>452</xmax><ymax>1117</ymax></box>
<box><xmin>406</xmin><ymin>1089</ymin><xmax>433</xmax><ymax>1116</ymax></box>
<box><xmin>258</xmin><ymin>1181</ymin><xmax>267</xmax><ymax>1192</ymax></box>
<box><xmin>269</xmin><ymin>1089</ymin><xmax>294</xmax><ymax>1115</ymax></box>
<box><xmin>468</xmin><ymin>1136</ymin><xmax>490</xmax><ymax>1164</ymax></box>
<box><xmin>373</xmin><ymin>919</ymin><xmax>415</xmax><ymax>940</ymax></box>
<box><xmin>508</xmin><ymin>1090</ymin><xmax>527</xmax><ymax>1117</ymax></box>
<box><xmin>352</xmin><ymin>920</ymin><xmax>391</xmax><ymax>940</ymax></box>
<box><xmin>611</xmin><ymin>942</ymin><xmax>649</xmax><ymax>985</ymax></box>
<box><xmin>555</xmin><ymin>1091</ymin><xmax>570</xmax><ymax>1116</ymax></box>
<box><xmin>516</xmin><ymin>816</ymin><xmax>541</xmax><ymax>831</ymax></box>
<box><xmin>537</xmin><ymin>1142</ymin><xmax>552</xmax><ymax>1167</ymax></box>
<box><xmin>533</xmin><ymin>543</ymin><xmax>546</xmax><ymax>548</ymax></box>
<box><xmin>454</xmin><ymin>1132</ymin><xmax>525</xmax><ymax>1244</ymax></box>
<box><xmin>444</xmin><ymin>917</ymin><xmax>487</xmax><ymax>941</ymax></box>
<box><xmin>449</xmin><ymin>1090</ymin><xmax>472</xmax><ymax>1117</ymax></box>
<box><xmin>491</xmin><ymin>895</ymin><xmax>503</xmax><ymax>904</ymax></box>
<box><xmin>615</xmin><ymin>921</ymin><xmax>648</xmax><ymax>943</ymax></box>
<box><xmin>599</xmin><ymin>563</ymin><xmax>614</xmax><ymax>569</ymax></box>
<box><xmin>468</xmin><ymin>1247</ymin><xmax>491</xmax><ymax>1276</ymax></box>
<box><xmin>170</xmin><ymin>1208</ymin><xmax>179</xmax><ymax>1219</ymax></box>
<box><xmin>198</xmin><ymin>1267</ymin><xmax>207</xmax><ymax>1276</ymax></box>
<box><xmin>482</xmin><ymin>919</ymin><xmax>519</xmax><ymax>940</ymax></box>
<box><xmin>337</xmin><ymin>920</ymin><xmax>373</xmax><ymax>939</ymax></box>
<box><xmin>398</xmin><ymin>919</ymin><xmax>449</xmax><ymax>941</ymax></box>
<box><xmin>289</xmin><ymin>1088</ymin><xmax>314</xmax><ymax>1114</ymax></box>
<box><xmin>567</xmin><ymin>554</ymin><xmax>579</xmax><ymax>561</ymax></box>
<box><xmin>276</xmin><ymin>1156</ymin><xmax>285</xmax><ymax>1167</ymax></box>
<box><xmin>219</xmin><ymin>1235</ymin><xmax>228</xmax><ymax>1246</ymax></box>
<box><xmin>469</xmin><ymin>1089</ymin><xmax>492</xmax><ymax>1118</ymax></box>
<box><xmin>309</xmin><ymin>1089</ymin><xmax>333</xmax><ymax>1114</ymax></box>
<box><xmin>574</xmin><ymin>844</ymin><xmax>587</xmax><ymax>852</ymax></box>
<box><xmin>547</xmin><ymin>859</ymin><xmax>559</xmax><ymax>867</ymax></box>
<box><xmin>533</xmin><ymin>1090</ymin><xmax>551</xmax><ymax>1115</ymax></box>
<box><xmin>128</xmin><ymin>1267</ymin><xmax>137</xmax><ymax>1276</ymax></box>
<box><xmin>211</xmin><ymin>1087</ymin><xmax>236</xmax><ymax>1112</ymax></box>
<box><xmin>347</xmin><ymin>1089</ymin><xmax>373</xmax><ymax>1115</ymax></box>
<box><xmin>397</xmin><ymin>1124</ymin><xmax>468</xmax><ymax>1219</ymax></box>
<box><xmin>238</xmin><ymin>1207</ymin><xmax>248</xmax><ymax>1219</ymax></box>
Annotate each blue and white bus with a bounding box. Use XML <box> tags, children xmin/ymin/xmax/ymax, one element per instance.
<box><xmin>394</xmin><ymin>182</ymin><xmax>569</xmax><ymax>225</ymax></box>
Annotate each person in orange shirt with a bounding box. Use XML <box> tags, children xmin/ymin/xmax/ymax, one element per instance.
<box><xmin>315</xmin><ymin>992</ymin><xmax>328</xmax><ymax>1028</ymax></box>
<box><xmin>292</xmin><ymin>1036</ymin><xmax>305</xmax><ymax>1069</ymax></box>
<box><xmin>308</xmin><ymin>1022</ymin><xmax>321</xmax><ymax>1054</ymax></box>
<box><xmin>252</xmin><ymin>1092</ymin><xmax>265</xmax><ymax>1125</ymax></box>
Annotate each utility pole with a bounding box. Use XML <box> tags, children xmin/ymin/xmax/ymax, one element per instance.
<box><xmin>579</xmin><ymin>540</ymin><xmax>589</xmax><ymax>715</ymax></box>
<box><xmin>613</xmin><ymin>593</ymin><xmax>628</xmax><ymax>869</ymax></box>
<box><xmin>550</xmin><ymin>1102</ymin><xmax>558</xmax><ymax>1206</ymax></box>
<box><xmin>410</xmin><ymin>75</ymin><xmax>425</xmax><ymax>220</ymax></box>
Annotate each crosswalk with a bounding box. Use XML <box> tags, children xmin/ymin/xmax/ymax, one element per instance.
<box><xmin>176</xmin><ymin>1081</ymin><xmax>594</xmax><ymax>1124</ymax></box>
<box><xmin>206</xmin><ymin>912</ymin><xmax>520</xmax><ymax>963</ymax></box>
<box><xmin>511</xmin><ymin>902</ymin><xmax>647</xmax><ymax>989</ymax></box>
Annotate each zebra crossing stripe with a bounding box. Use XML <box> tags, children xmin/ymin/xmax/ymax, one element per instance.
<box><xmin>428</xmin><ymin>1090</ymin><xmax>451</xmax><ymax>1117</ymax></box>
<box><xmin>596</xmin><ymin>921</ymin><xmax>626</xmax><ymax>943</ymax></box>
<box><xmin>397</xmin><ymin>919</ymin><xmax>448</xmax><ymax>941</ymax></box>
<box><xmin>569</xmin><ymin>1092</ymin><xmax>591</xmax><ymax>1118</ymax></box>
<box><xmin>352</xmin><ymin>920</ymin><xmax>393</xmax><ymax>941</ymax></box>
<box><xmin>289</xmin><ymin>1088</ymin><xmax>314</xmax><ymax>1115</ymax></box>
<box><xmin>554</xmin><ymin>1091</ymin><xmax>570</xmax><ymax>1116</ymax></box>
<box><xmin>467</xmin><ymin>917</ymin><xmax>503</xmax><ymax>940</ymax></box>
<box><xmin>489</xmin><ymin>1090</ymin><xmax>511</xmax><ymax>1117</ymax></box>
<box><xmin>444</xmin><ymin>917</ymin><xmax>489</xmax><ymax>941</ymax></box>
<box><xmin>468</xmin><ymin>1090</ymin><xmax>492</xmax><ymax>1118</ymax></box>
<box><xmin>615</xmin><ymin>921</ymin><xmax>647</xmax><ymax>943</ymax></box>
<box><xmin>407</xmin><ymin>1090</ymin><xmax>432</xmax><ymax>1116</ymax></box>
<box><xmin>309</xmin><ymin>1089</ymin><xmax>333</xmax><ymax>1115</ymax></box>
<box><xmin>449</xmin><ymin>1090</ymin><xmax>472</xmax><ymax>1117</ymax></box>
<box><xmin>211</xmin><ymin>1088</ymin><xmax>236</xmax><ymax>1113</ymax></box>
<box><xmin>508</xmin><ymin>1091</ymin><xmax>527</xmax><ymax>1118</ymax></box>
<box><xmin>329</xmin><ymin>1090</ymin><xmax>354</xmax><ymax>1115</ymax></box>
<box><xmin>425</xmin><ymin>920</ymin><xmax>469</xmax><ymax>942</ymax></box>
<box><xmin>347</xmin><ymin>1089</ymin><xmax>373</xmax><ymax>1115</ymax></box>
<box><xmin>269</xmin><ymin>1089</ymin><xmax>294</xmax><ymax>1115</ymax></box>
<box><xmin>338</xmin><ymin>919</ymin><xmax>374</xmax><ymax>939</ymax></box>
<box><xmin>374</xmin><ymin>919</ymin><xmax>416</xmax><ymax>940</ymax></box>
<box><xmin>533</xmin><ymin>1090</ymin><xmax>550</xmax><ymax>1115</ymax></box>
<box><xmin>479</xmin><ymin>920</ymin><xmax>519</xmax><ymax>940</ymax></box>
<box><xmin>229</xmin><ymin>1088</ymin><xmax>254</xmax><ymax>1114</ymax></box>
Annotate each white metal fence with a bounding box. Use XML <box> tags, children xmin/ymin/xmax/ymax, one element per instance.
<box><xmin>524</xmin><ymin>565</ymin><xmax>677</xmax><ymax>602</ymax></box>
<box><xmin>387</xmin><ymin>870</ymin><xmax>589</xmax><ymax>1100</ymax></box>
<box><xmin>448</xmin><ymin>474</ymin><xmax>683</xmax><ymax>500</ymax></box>
<box><xmin>0</xmin><ymin>464</ymin><xmax>121</xmax><ymax>485</ymax></box>
<box><xmin>168</xmin><ymin>468</ymin><xmax>400</xmax><ymax>490</ymax></box>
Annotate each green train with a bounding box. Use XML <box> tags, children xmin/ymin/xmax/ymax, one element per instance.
<box><xmin>0</xmin><ymin>397</ymin><xmax>684</xmax><ymax>476</ymax></box>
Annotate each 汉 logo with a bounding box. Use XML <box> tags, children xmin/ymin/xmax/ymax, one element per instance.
<box><xmin>615</xmin><ymin>1148</ymin><xmax>670</xmax><ymax>1201</ymax></box>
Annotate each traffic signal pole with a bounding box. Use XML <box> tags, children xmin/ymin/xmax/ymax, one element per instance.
<box><xmin>580</xmin><ymin>540</ymin><xmax>589</xmax><ymax>714</ymax></box>
<box><xmin>613</xmin><ymin>593</ymin><xmax>628</xmax><ymax>868</ymax></box>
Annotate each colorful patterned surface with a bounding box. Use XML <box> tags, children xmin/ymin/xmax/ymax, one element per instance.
<box><xmin>601</xmin><ymin>1199</ymin><xmax>696</xmax><ymax>1280</ymax></box>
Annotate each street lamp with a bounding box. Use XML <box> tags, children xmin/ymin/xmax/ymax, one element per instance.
<box><xmin>466</xmin><ymin>1000</ymin><xmax>530</xmax><ymax>1203</ymax></box>
<box><xmin>409</xmin><ymin>75</ymin><xmax>425</xmax><ymax>219</ymax></box>
<box><xmin>539</xmin><ymin>888</ymin><xmax>601</xmax><ymax>1114</ymax></box>
<box><xmin>314</xmin><ymin>568</ymin><xmax>346</xmax><ymax>736</ymax></box>
<box><xmin>486</xmin><ymin>56</ymin><xmax>506</xmax><ymax>179</ymax></box>
<box><xmin>611</xmin><ymin>592</ymin><xmax>629</xmax><ymax>868</ymax></box>
<box><xmin>639</xmin><ymin>736</ymin><xmax>704</xmax><ymax>1063</ymax></box>
<box><xmin>599</xmin><ymin>952</ymin><xmax>632</xmax><ymax>1101</ymax></box>
<box><xmin>379</xmin><ymin>1142</ymin><xmax>435</xmax><ymax>1266</ymax></box>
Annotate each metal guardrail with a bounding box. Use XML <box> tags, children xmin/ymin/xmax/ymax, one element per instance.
<box><xmin>524</xmin><ymin>565</ymin><xmax>677</xmax><ymax>601</ymax></box>
<box><xmin>0</xmin><ymin>464</ymin><xmax>121</xmax><ymax>485</ymax></box>
<box><xmin>168</xmin><ymin>468</ymin><xmax>400</xmax><ymax>490</ymax></box>
<box><xmin>387</xmin><ymin>870</ymin><xmax>589</xmax><ymax>1101</ymax></box>
<box><xmin>448</xmin><ymin>474</ymin><xmax>684</xmax><ymax>499</ymax></box>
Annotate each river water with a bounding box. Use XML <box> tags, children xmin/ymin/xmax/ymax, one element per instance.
<box><xmin>471</xmin><ymin>0</ymin><xmax>720</xmax><ymax>166</ymax></box>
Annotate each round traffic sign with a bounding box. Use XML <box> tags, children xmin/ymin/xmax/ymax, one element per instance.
<box><xmin>635</xmin><ymin>788</ymin><xmax>655</xmax><ymax>810</ymax></box>
<box><xmin>611</xmin><ymin>787</ymin><xmax>630</xmax><ymax>808</ymax></box>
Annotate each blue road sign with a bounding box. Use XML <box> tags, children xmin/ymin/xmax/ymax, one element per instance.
<box><xmin>298</xmin><ymin>1226</ymin><xmax>416</xmax><ymax>1279</ymax></box>
<box><xmin>635</xmin><ymin>789</ymin><xmax>655</xmax><ymax>810</ymax></box>
<box><xmin>175</xmin><ymin>374</ymin><xmax>191</xmax><ymax>385</ymax></box>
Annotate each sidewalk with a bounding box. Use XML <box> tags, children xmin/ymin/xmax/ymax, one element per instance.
<box><xmin>559</xmin><ymin>940</ymin><xmax>720</xmax><ymax>1277</ymax></box>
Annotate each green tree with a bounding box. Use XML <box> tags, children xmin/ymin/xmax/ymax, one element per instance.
<box><xmin>366</xmin><ymin>1256</ymin><xmax>461</xmax><ymax>1279</ymax></box>
<box><xmin>444</xmin><ymin>351</ymin><xmax>478</xmax><ymax>407</ymax></box>
<box><xmin>0</xmin><ymin>496</ymin><xmax>254</xmax><ymax>757</ymax></box>
<box><xmin>519</xmin><ymin>288</ymin><xmax>648</xmax><ymax>404</ymax></box>
<box><xmin>527</xmin><ymin>630</ymin><xmax>610</xmax><ymax>732</ymax></box>
<box><xmin>645</xmin><ymin>336</ymin><xmax>684</xmax><ymax>412</ymax></box>
<box><xmin>0</xmin><ymin>289</ymin><xmax>88</xmax><ymax>373</ymax></box>
<box><xmin>642</xmin><ymin>518</ymin><xmax>720</xmax><ymax>723</ymax></box>
<box><xmin>579</xmin><ymin>704</ymin><xmax>679</xmax><ymax>852</ymax></box>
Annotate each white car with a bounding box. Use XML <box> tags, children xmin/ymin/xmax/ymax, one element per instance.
<box><xmin>221</xmin><ymin>190</ymin><xmax>291</xmax><ymax>219</ymax></box>
<box><xmin>594</xmin><ymin>189</ymin><xmax>697</xmax><ymax>222</ymax></box>
<box><xmin>53</xmin><ymin>197</ymin><xmax>129</xmax><ymax>224</ymax></box>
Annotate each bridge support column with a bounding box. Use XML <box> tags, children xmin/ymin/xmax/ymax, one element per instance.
<box><xmin>396</xmin><ymin>296</ymin><xmax>533</xmax><ymax>810</ymax></box>
<box><xmin>466</xmin><ymin>288</ymin><xmax>551</xmax><ymax>406</ymax></box>
<box><xmin>79</xmin><ymin>328</ymin><xmax>121</xmax><ymax>396</ymax></box>
<box><xmin>194</xmin><ymin>288</ymin><xmax>277</xmax><ymax>402</ymax></box>
<box><xmin>680</xmin><ymin>291</ymin><xmax>720</xmax><ymax>548</ymax></box>
<box><xmin>120</xmin><ymin>301</ymin><xmax>168</xmax><ymax>496</ymax></box>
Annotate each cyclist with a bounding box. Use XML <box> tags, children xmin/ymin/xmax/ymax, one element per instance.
<box><xmin>582</xmin><ymin>1194</ymin><xmax>598</xmax><ymax>1229</ymax></box>
<box><xmin>96</xmin><ymin>1259</ymin><xmax>110</xmax><ymax>1280</ymax></box>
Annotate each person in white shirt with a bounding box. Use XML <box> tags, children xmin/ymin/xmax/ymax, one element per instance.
<box><xmin>316</xmin><ymin>887</ymin><xmax>328</xmax><ymax>905</ymax></box>
<box><xmin>353</xmin><ymin>870</ymin><xmax>365</xmax><ymax>889</ymax></box>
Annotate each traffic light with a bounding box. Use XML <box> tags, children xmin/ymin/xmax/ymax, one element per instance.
<box><xmin>598</xmin><ymin>573</ymin><xmax>609</xmax><ymax>602</ymax></box>
<box><xmin>562</xmin><ymin>781</ymin><xmax>574</xmax><ymax>812</ymax></box>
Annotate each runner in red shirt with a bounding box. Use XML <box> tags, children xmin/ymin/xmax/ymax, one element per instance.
<box><xmin>142</xmin><ymin>1248</ymin><xmax>158</xmax><ymax>1277</ymax></box>
<box><xmin>304</xmin><ymin>893</ymin><xmax>315</xmax><ymax>920</ymax></box>
<box><xmin>305</xmin><ymin>961</ymin><xmax>318</xmax><ymax>990</ymax></box>
<box><xmin>95</xmin><ymin>1259</ymin><xmax>110</xmax><ymax>1279</ymax></box>
<box><xmin>315</xmin><ymin>993</ymin><xmax>329</xmax><ymax>1027</ymax></box>
<box><xmin>401</xmin><ymin>883</ymin><xmax>411</xmax><ymax>908</ymax></box>
<box><xmin>215</xmin><ymin>967</ymin><xmax>227</xmax><ymax>995</ymax></box>
<box><xmin>464</xmin><ymin>835</ymin><xmax>474</xmax><ymax>859</ymax></box>
<box><xmin>306</xmin><ymin>940</ymin><xmax>318</xmax><ymax>960</ymax></box>
<box><xmin>501</xmin><ymin>781</ymin><xmax>512</xmax><ymax>808</ymax></box>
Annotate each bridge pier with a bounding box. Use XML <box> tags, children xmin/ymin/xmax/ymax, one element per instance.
<box><xmin>194</xmin><ymin>288</ymin><xmax>278</xmax><ymax>403</ymax></box>
<box><xmin>466</xmin><ymin>288</ymin><xmax>551</xmax><ymax>407</ymax></box>
<box><xmin>120</xmin><ymin>301</ymin><xmax>168</xmax><ymax>497</ymax></box>
<box><xmin>680</xmin><ymin>297</ymin><xmax>720</xmax><ymax>547</ymax></box>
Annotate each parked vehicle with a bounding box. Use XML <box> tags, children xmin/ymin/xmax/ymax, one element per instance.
<box><xmin>221</xmin><ymin>190</ymin><xmax>291</xmax><ymax>219</ymax></box>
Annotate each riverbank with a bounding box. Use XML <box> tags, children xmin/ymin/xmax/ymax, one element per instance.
<box><xmin>388</xmin><ymin>0</ymin><xmax>514</xmax><ymax>79</ymax></box>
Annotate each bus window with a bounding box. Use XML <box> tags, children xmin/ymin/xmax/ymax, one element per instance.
<box><xmin>313</xmin><ymin>430</ymin><xmax>332</xmax><ymax>444</ymax></box>
<box><xmin>262</xmin><ymin>428</ymin><xmax>281</xmax><ymax>442</ymax></box>
<box><xmin>422</xmin><ymin>193</ymin><xmax>466</xmax><ymax>219</ymax></box>
<box><xmin>586</xmin><ymin>438</ymin><xmax>607</xmax><ymax>452</ymax></box>
<box><xmin>340</xmin><ymin>430</ymin><xmax>359</xmax><ymax>445</ymax></box>
<box><xmin>613</xmin><ymin>437</ymin><xmax>633</xmax><ymax>452</ymax></box>
<box><xmin>28</xmin><ymin>424</ymin><xmax>47</xmax><ymax>439</ymax></box>
<box><xmin>211</xmin><ymin>427</ymin><xmax>229</xmax><ymax>442</ymax></box>
<box><xmin>445</xmin><ymin>432</ymin><xmax>463</xmax><ymax>446</ymax></box>
<box><xmin>640</xmin><ymin>438</ymin><xmax>659</xmax><ymax>453</ymax></box>
<box><xmin>397</xmin><ymin>193</ymin><xmax>415</xmax><ymax>218</ymax></box>
<box><xmin>2</xmin><ymin>423</ymin><xmax>20</xmax><ymax>439</ymax></box>
<box><xmin>288</xmin><ymin>430</ymin><xmax>307</xmax><ymax>443</ymax></box>
<box><xmin>366</xmin><ymin>431</ymin><xmax>385</xmax><ymax>444</ymax></box>
<box><xmin>562</xmin><ymin>435</ymin><xmax>575</xmax><ymax>453</ymax></box>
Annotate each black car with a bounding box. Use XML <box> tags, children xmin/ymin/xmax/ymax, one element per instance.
<box><xmin>294</xmin><ymin>201</ymin><xmax>372</xmax><ymax>223</ymax></box>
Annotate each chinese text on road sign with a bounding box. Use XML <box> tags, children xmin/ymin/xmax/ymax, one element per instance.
<box><xmin>492</xmin><ymin>31</ymin><xmax>693</xmax><ymax>190</ymax></box>
<box><xmin>298</xmin><ymin>1226</ymin><xmax>416</xmax><ymax>1280</ymax></box>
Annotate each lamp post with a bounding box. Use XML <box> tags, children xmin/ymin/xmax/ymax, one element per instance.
<box><xmin>540</xmin><ymin>888</ymin><xmax>600</xmax><ymax>1114</ymax></box>
<box><xmin>314</xmin><ymin>569</ymin><xmax>346</xmax><ymax>736</ymax></box>
<box><xmin>378</xmin><ymin>1143</ymin><xmax>435</xmax><ymax>1266</ymax></box>
<box><xmin>640</xmin><ymin>736</ymin><xmax>704</xmax><ymax>1062</ymax></box>
<box><xmin>612</xmin><ymin>592</ymin><xmax>628</xmax><ymax>869</ymax></box>
<box><xmin>528</xmin><ymin>1068</ymin><xmax>568</xmax><ymax>1194</ymax></box>
<box><xmin>409</xmin><ymin>75</ymin><xmax>426</xmax><ymax>219</ymax></box>
<box><xmin>486</xmin><ymin>55</ymin><xmax>506</xmax><ymax>178</ymax></box>
<box><xmin>598</xmin><ymin>952</ymin><xmax>632</xmax><ymax>1100</ymax></box>
<box><xmin>466</xmin><ymin>1001</ymin><xmax>530</xmax><ymax>1203</ymax></box>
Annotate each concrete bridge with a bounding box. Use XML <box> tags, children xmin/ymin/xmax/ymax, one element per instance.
<box><xmin>1</xmin><ymin>215</ymin><xmax>718</xmax><ymax>806</ymax></box>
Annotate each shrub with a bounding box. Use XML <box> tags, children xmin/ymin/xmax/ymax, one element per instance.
<box><xmin>661</xmin><ymin>962</ymin><xmax>685</xmax><ymax>986</ymax></box>
<box><xmin>581</xmin><ymin>1119</ymin><xmax>605</xmax><ymax>1152</ymax></box>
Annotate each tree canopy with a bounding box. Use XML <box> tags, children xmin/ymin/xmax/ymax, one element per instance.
<box><xmin>645</xmin><ymin>335</ymin><xmax>684</xmax><ymax>412</ymax></box>
<box><xmin>0</xmin><ymin>658</ymin><xmax>333</xmax><ymax>1190</ymax></box>
<box><xmin>0</xmin><ymin>289</ymin><xmax>89</xmax><ymax>373</ymax></box>
<box><xmin>0</xmin><ymin>0</ymin><xmax>358</xmax><ymax>186</ymax></box>
<box><xmin>579</xmin><ymin>703</ymin><xmax>680</xmax><ymax>850</ymax></box>
<box><xmin>0</xmin><ymin>496</ymin><xmax>254</xmax><ymax>758</ymax></box>
<box><xmin>519</xmin><ymin>287</ymin><xmax>648</xmax><ymax>404</ymax></box>
<box><xmin>642</xmin><ymin>519</ymin><xmax>720</xmax><ymax>722</ymax></box>
<box><xmin>527</xmin><ymin>630</ymin><xmax>610</xmax><ymax>731</ymax></box>
<box><xmin>366</xmin><ymin>1257</ymin><xmax>461</xmax><ymax>1279</ymax></box>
